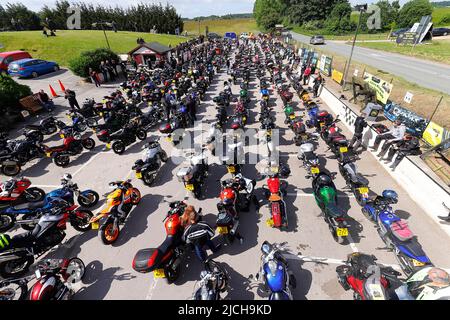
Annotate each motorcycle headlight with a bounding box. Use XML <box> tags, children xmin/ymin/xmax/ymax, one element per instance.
<box><xmin>267</xmin><ymin>260</ymin><xmax>279</xmax><ymax>276</ymax></box>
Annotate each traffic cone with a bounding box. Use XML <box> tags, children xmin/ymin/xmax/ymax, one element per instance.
<box><xmin>58</xmin><ymin>80</ymin><xmax>66</xmax><ymax>92</ymax></box>
<box><xmin>49</xmin><ymin>84</ymin><xmax>58</xmax><ymax>98</ymax></box>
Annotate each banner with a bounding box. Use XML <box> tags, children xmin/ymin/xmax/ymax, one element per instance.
<box><xmin>383</xmin><ymin>102</ymin><xmax>428</xmax><ymax>137</ymax></box>
<box><xmin>363</xmin><ymin>72</ymin><xmax>393</xmax><ymax>105</ymax></box>
<box><xmin>332</xmin><ymin>69</ymin><xmax>343</xmax><ymax>85</ymax></box>
<box><xmin>423</xmin><ymin>121</ymin><xmax>449</xmax><ymax>147</ymax></box>
<box><xmin>319</xmin><ymin>55</ymin><xmax>332</xmax><ymax>76</ymax></box>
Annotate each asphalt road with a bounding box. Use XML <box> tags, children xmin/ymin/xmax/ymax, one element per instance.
<box><xmin>4</xmin><ymin>48</ymin><xmax>450</xmax><ymax>300</ymax></box>
<box><xmin>291</xmin><ymin>32</ymin><xmax>450</xmax><ymax>95</ymax></box>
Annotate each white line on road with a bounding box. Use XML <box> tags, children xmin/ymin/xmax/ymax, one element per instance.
<box><xmin>72</xmin><ymin>148</ymin><xmax>107</xmax><ymax>177</ymax></box>
<box><xmin>32</xmin><ymin>185</ymin><xmax>60</xmax><ymax>188</ymax></box>
<box><xmin>145</xmin><ymin>278</ymin><xmax>159</xmax><ymax>300</ymax></box>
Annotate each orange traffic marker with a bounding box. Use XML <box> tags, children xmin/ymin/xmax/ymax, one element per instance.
<box><xmin>58</xmin><ymin>80</ymin><xmax>66</xmax><ymax>92</ymax></box>
<box><xmin>49</xmin><ymin>84</ymin><xmax>58</xmax><ymax>97</ymax></box>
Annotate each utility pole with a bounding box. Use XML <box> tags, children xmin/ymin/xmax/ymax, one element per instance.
<box><xmin>92</xmin><ymin>22</ymin><xmax>111</xmax><ymax>49</ymax></box>
<box><xmin>342</xmin><ymin>4</ymin><xmax>367</xmax><ymax>90</ymax></box>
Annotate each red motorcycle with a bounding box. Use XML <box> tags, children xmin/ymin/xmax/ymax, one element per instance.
<box><xmin>132</xmin><ymin>201</ymin><xmax>189</xmax><ymax>283</ymax></box>
<box><xmin>262</xmin><ymin>166</ymin><xmax>288</xmax><ymax>230</ymax></box>
<box><xmin>0</xmin><ymin>178</ymin><xmax>45</xmax><ymax>208</ymax></box>
<box><xmin>40</xmin><ymin>128</ymin><xmax>95</xmax><ymax>167</ymax></box>
<box><xmin>29</xmin><ymin>257</ymin><xmax>86</xmax><ymax>300</ymax></box>
<box><xmin>336</xmin><ymin>252</ymin><xmax>404</xmax><ymax>300</ymax></box>
<box><xmin>277</xmin><ymin>84</ymin><xmax>294</xmax><ymax>105</ymax></box>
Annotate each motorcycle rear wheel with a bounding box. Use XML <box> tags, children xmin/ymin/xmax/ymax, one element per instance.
<box><xmin>0</xmin><ymin>256</ymin><xmax>33</xmax><ymax>279</ymax></box>
<box><xmin>136</xmin><ymin>129</ymin><xmax>147</xmax><ymax>141</ymax></box>
<box><xmin>142</xmin><ymin>171</ymin><xmax>156</xmax><ymax>186</ymax></box>
<box><xmin>164</xmin><ymin>263</ymin><xmax>181</xmax><ymax>284</ymax></box>
<box><xmin>44</xmin><ymin>124</ymin><xmax>58</xmax><ymax>135</ymax></box>
<box><xmin>0</xmin><ymin>281</ymin><xmax>28</xmax><ymax>300</ymax></box>
<box><xmin>77</xmin><ymin>191</ymin><xmax>99</xmax><ymax>208</ymax></box>
<box><xmin>0</xmin><ymin>214</ymin><xmax>15</xmax><ymax>232</ymax></box>
<box><xmin>112</xmin><ymin>141</ymin><xmax>126</xmax><ymax>155</ymax></box>
<box><xmin>70</xmin><ymin>210</ymin><xmax>93</xmax><ymax>232</ymax></box>
<box><xmin>23</xmin><ymin>187</ymin><xmax>46</xmax><ymax>202</ymax></box>
<box><xmin>81</xmin><ymin>138</ymin><xmax>96</xmax><ymax>150</ymax></box>
<box><xmin>54</xmin><ymin>154</ymin><xmax>70</xmax><ymax>167</ymax></box>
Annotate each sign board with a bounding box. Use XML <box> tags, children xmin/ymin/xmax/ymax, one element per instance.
<box><xmin>363</xmin><ymin>72</ymin><xmax>393</xmax><ymax>105</ymax></box>
<box><xmin>383</xmin><ymin>102</ymin><xmax>428</xmax><ymax>137</ymax></box>
<box><xmin>397</xmin><ymin>32</ymin><xmax>418</xmax><ymax>44</ymax></box>
<box><xmin>318</xmin><ymin>55</ymin><xmax>332</xmax><ymax>76</ymax></box>
<box><xmin>354</xmin><ymin>69</ymin><xmax>359</xmax><ymax>77</ymax></box>
<box><xmin>404</xmin><ymin>92</ymin><xmax>413</xmax><ymax>104</ymax></box>
<box><xmin>423</xmin><ymin>121</ymin><xmax>447</xmax><ymax>146</ymax></box>
<box><xmin>332</xmin><ymin>69</ymin><xmax>344</xmax><ymax>85</ymax></box>
<box><xmin>416</xmin><ymin>15</ymin><xmax>432</xmax><ymax>44</ymax></box>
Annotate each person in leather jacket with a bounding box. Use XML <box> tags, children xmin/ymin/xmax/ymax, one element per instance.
<box><xmin>382</xmin><ymin>134</ymin><xmax>421</xmax><ymax>170</ymax></box>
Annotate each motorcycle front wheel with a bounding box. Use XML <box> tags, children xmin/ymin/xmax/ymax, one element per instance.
<box><xmin>99</xmin><ymin>222</ymin><xmax>120</xmax><ymax>245</ymax></box>
<box><xmin>0</xmin><ymin>214</ymin><xmax>15</xmax><ymax>232</ymax></box>
<box><xmin>54</xmin><ymin>154</ymin><xmax>70</xmax><ymax>167</ymax></box>
<box><xmin>44</xmin><ymin>124</ymin><xmax>58</xmax><ymax>135</ymax></box>
<box><xmin>70</xmin><ymin>210</ymin><xmax>94</xmax><ymax>232</ymax></box>
<box><xmin>142</xmin><ymin>171</ymin><xmax>156</xmax><ymax>186</ymax></box>
<box><xmin>112</xmin><ymin>141</ymin><xmax>126</xmax><ymax>155</ymax></box>
<box><xmin>81</xmin><ymin>138</ymin><xmax>96</xmax><ymax>150</ymax></box>
<box><xmin>0</xmin><ymin>256</ymin><xmax>34</xmax><ymax>279</ymax></box>
<box><xmin>23</xmin><ymin>187</ymin><xmax>46</xmax><ymax>202</ymax></box>
<box><xmin>77</xmin><ymin>191</ymin><xmax>99</xmax><ymax>208</ymax></box>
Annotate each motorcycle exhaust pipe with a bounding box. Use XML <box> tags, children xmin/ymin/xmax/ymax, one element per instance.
<box><xmin>16</xmin><ymin>218</ymin><xmax>39</xmax><ymax>225</ymax></box>
<box><xmin>230</xmin><ymin>220</ymin><xmax>240</xmax><ymax>236</ymax></box>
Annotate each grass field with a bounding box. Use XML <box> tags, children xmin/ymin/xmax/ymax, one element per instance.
<box><xmin>184</xmin><ymin>18</ymin><xmax>258</xmax><ymax>36</ymax></box>
<box><xmin>432</xmin><ymin>6</ymin><xmax>450</xmax><ymax>25</ymax></box>
<box><xmin>356</xmin><ymin>40</ymin><xmax>450</xmax><ymax>65</ymax></box>
<box><xmin>0</xmin><ymin>30</ymin><xmax>187</xmax><ymax>67</ymax></box>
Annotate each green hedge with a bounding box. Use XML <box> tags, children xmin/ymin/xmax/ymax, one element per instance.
<box><xmin>69</xmin><ymin>48</ymin><xmax>120</xmax><ymax>78</ymax></box>
<box><xmin>0</xmin><ymin>74</ymin><xmax>32</xmax><ymax>111</ymax></box>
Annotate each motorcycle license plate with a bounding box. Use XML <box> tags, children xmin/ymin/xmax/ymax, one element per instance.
<box><xmin>153</xmin><ymin>268</ymin><xmax>166</xmax><ymax>279</ymax></box>
<box><xmin>228</xmin><ymin>166</ymin><xmax>236</xmax><ymax>174</ymax></box>
<box><xmin>270</xmin><ymin>167</ymin><xmax>279</xmax><ymax>173</ymax></box>
<box><xmin>46</xmin><ymin>152</ymin><xmax>51</xmax><ymax>158</ymax></box>
<box><xmin>166</xmin><ymin>137</ymin><xmax>173</xmax><ymax>142</ymax></box>
<box><xmin>340</xmin><ymin>147</ymin><xmax>348</xmax><ymax>153</ymax></box>
<box><xmin>266</xmin><ymin>218</ymin><xmax>274</xmax><ymax>227</ymax></box>
<box><xmin>35</xmin><ymin>269</ymin><xmax>41</xmax><ymax>279</ymax></box>
<box><xmin>135</xmin><ymin>172</ymin><xmax>142</xmax><ymax>179</ymax></box>
<box><xmin>267</xmin><ymin>131</ymin><xmax>272</xmax><ymax>136</ymax></box>
<box><xmin>185</xmin><ymin>184</ymin><xmax>194</xmax><ymax>191</ymax></box>
<box><xmin>412</xmin><ymin>259</ymin><xmax>426</xmax><ymax>267</ymax></box>
<box><xmin>106</xmin><ymin>143</ymin><xmax>111</xmax><ymax>149</ymax></box>
<box><xmin>92</xmin><ymin>129</ymin><xmax>97</xmax><ymax>133</ymax></box>
<box><xmin>243</xmin><ymin>117</ymin><xmax>247</xmax><ymax>122</ymax></box>
<box><xmin>320</xmin><ymin>122</ymin><xmax>325</xmax><ymax>127</ymax></box>
<box><xmin>99</xmin><ymin>112</ymin><xmax>103</xmax><ymax>117</ymax></box>
<box><xmin>60</xmin><ymin>134</ymin><xmax>65</xmax><ymax>139</ymax></box>
<box><xmin>289</xmin><ymin>114</ymin><xmax>296</xmax><ymax>119</ymax></box>
<box><xmin>217</xmin><ymin>226</ymin><xmax>228</xmax><ymax>234</ymax></box>
<box><xmin>336</xmin><ymin>228</ymin><xmax>348</xmax><ymax>237</ymax></box>
<box><xmin>311</xmin><ymin>167</ymin><xmax>320</xmax><ymax>174</ymax></box>
<box><xmin>91</xmin><ymin>222</ymin><xmax>99</xmax><ymax>230</ymax></box>
<box><xmin>359</xmin><ymin>187</ymin><xmax>369</xmax><ymax>195</ymax></box>
<box><xmin>301</xmin><ymin>134</ymin><xmax>308</xmax><ymax>140</ymax></box>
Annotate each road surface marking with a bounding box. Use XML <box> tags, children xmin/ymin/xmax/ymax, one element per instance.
<box><xmin>72</xmin><ymin>148</ymin><xmax>107</xmax><ymax>177</ymax></box>
<box><xmin>145</xmin><ymin>278</ymin><xmax>159</xmax><ymax>300</ymax></box>
<box><xmin>32</xmin><ymin>185</ymin><xmax>60</xmax><ymax>188</ymax></box>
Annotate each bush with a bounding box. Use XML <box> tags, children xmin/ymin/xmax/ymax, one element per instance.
<box><xmin>397</xmin><ymin>0</ymin><xmax>433</xmax><ymax>28</ymax></box>
<box><xmin>69</xmin><ymin>48</ymin><xmax>120</xmax><ymax>78</ymax></box>
<box><xmin>302</xmin><ymin>20</ymin><xmax>325</xmax><ymax>31</ymax></box>
<box><xmin>0</xmin><ymin>74</ymin><xmax>32</xmax><ymax>110</ymax></box>
<box><xmin>440</xmin><ymin>14</ymin><xmax>450</xmax><ymax>25</ymax></box>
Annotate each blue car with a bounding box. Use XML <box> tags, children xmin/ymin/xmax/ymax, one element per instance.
<box><xmin>8</xmin><ymin>58</ymin><xmax>60</xmax><ymax>78</ymax></box>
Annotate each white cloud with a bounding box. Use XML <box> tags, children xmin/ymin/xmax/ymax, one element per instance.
<box><xmin>15</xmin><ymin>0</ymin><xmax>255</xmax><ymax>19</ymax></box>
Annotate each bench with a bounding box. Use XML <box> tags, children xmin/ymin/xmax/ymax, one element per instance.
<box><xmin>19</xmin><ymin>94</ymin><xmax>43</xmax><ymax>114</ymax></box>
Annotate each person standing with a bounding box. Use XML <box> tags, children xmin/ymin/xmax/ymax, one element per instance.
<box><xmin>105</xmin><ymin>60</ymin><xmax>116</xmax><ymax>81</ymax></box>
<box><xmin>64</xmin><ymin>89</ymin><xmax>80</xmax><ymax>111</ymax></box>
<box><xmin>100</xmin><ymin>61</ymin><xmax>108</xmax><ymax>83</ymax></box>
<box><xmin>120</xmin><ymin>61</ymin><xmax>127</xmax><ymax>79</ymax></box>
<box><xmin>312</xmin><ymin>73</ymin><xmax>324</xmax><ymax>98</ymax></box>
<box><xmin>89</xmin><ymin>68</ymin><xmax>101</xmax><ymax>87</ymax></box>
<box><xmin>349</xmin><ymin>112</ymin><xmax>368</xmax><ymax>153</ymax></box>
<box><xmin>303</xmin><ymin>64</ymin><xmax>312</xmax><ymax>85</ymax></box>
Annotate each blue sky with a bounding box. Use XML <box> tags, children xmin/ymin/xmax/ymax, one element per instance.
<box><xmin>13</xmin><ymin>0</ymin><xmax>444</xmax><ymax>19</ymax></box>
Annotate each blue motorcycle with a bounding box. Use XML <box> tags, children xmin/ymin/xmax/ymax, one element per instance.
<box><xmin>56</xmin><ymin>111</ymin><xmax>97</xmax><ymax>133</ymax></box>
<box><xmin>0</xmin><ymin>178</ymin><xmax>98</xmax><ymax>232</ymax></box>
<box><xmin>255</xmin><ymin>241</ymin><xmax>296</xmax><ymax>300</ymax></box>
<box><xmin>362</xmin><ymin>192</ymin><xmax>432</xmax><ymax>276</ymax></box>
<box><xmin>305</xmin><ymin>101</ymin><xmax>319</xmax><ymax>128</ymax></box>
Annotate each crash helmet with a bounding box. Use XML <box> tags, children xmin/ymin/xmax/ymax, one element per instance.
<box><xmin>61</xmin><ymin>173</ymin><xmax>73</xmax><ymax>185</ymax></box>
<box><xmin>220</xmin><ymin>188</ymin><xmax>236</xmax><ymax>206</ymax></box>
<box><xmin>317</xmin><ymin>174</ymin><xmax>332</xmax><ymax>185</ymax></box>
<box><xmin>382</xmin><ymin>190</ymin><xmax>398</xmax><ymax>204</ymax></box>
<box><xmin>318</xmin><ymin>111</ymin><xmax>329</xmax><ymax>118</ymax></box>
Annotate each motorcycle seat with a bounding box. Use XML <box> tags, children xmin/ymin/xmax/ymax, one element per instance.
<box><xmin>325</xmin><ymin>203</ymin><xmax>346</xmax><ymax>218</ymax></box>
<box><xmin>158</xmin><ymin>236</ymin><xmax>177</xmax><ymax>257</ymax></box>
<box><xmin>304</xmin><ymin>151</ymin><xmax>317</xmax><ymax>161</ymax></box>
<box><xmin>25</xmin><ymin>125</ymin><xmax>41</xmax><ymax>130</ymax></box>
<box><xmin>394</xmin><ymin>239</ymin><xmax>428</xmax><ymax>260</ymax></box>
<box><xmin>13</xmin><ymin>200</ymin><xmax>46</xmax><ymax>211</ymax></box>
<box><xmin>351</xmin><ymin>174</ymin><xmax>369</xmax><ymax>186</ymax></box>
<box><xmin>390</xmin><ymin>220</ymin><xmax>414</xmax><ymax>242</ymax></box>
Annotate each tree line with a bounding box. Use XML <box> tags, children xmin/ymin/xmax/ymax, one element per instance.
<box><xmin>253</xmin><ymin>0</ymin><xmax>434</xmax><ymax>34</ymax></box>
<box><xmin>184</xmin><ymin>13</ymin><xmax>254</xmax><ymax>21</ymax></box>
<box><xmin>0</xmin><ymin>1</ymin><xmax>184</xmax><ymax>34</ymax></box>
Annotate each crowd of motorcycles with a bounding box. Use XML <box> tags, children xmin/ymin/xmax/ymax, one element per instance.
<box><xmin>0</xmin><ymin>35</ymin><xmax>448</xmax><ymax>301</ymax></box>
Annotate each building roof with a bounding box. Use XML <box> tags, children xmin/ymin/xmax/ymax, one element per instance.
<box><xmin>128</xmin><ymin>42</ymin><xmax>173</xmax><ymax>55</ymax></box>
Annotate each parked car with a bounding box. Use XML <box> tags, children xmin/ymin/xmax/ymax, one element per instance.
<box><xmin>0</xmin><ymin>51</ymin><xmax>32</xmax><ymax>74</ymax></box>
<box><xmin>7</xmin><ymin>58</ymin><xmax>60</xmax><ymax>78</ymax></box>
<box><xmin>390</xmin><ymin>28</ymin><xmax>409</xmax><ymax>37</ymax></box>
<box><xmin>432</xmin><ymin>27</ymin><xmax>450</xmax><ymax>37</ymax></box>
<box><xmin>310</xmin><ymin>35</ymin><xmax>325</xmax><ymax>45</ymax></box>
<box><xmin>207</xmin><ymin>32</ymin><xmax>221</xmax><ymax>40</ymax></box>
<box><xmin>224</xmin><ymin>32</ymin><xmax>237</xmax><ymax>40</ymax></box>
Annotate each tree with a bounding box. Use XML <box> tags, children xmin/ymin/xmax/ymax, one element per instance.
<box><xmin>259</xmin><ymin>8</ymin><xmax>282</xmax><ymax>31</ymax></box>
<box><xmin>325</xmin><ymin>2</ymin><xmax>356</xmax><ymax>34</ymax></box>
<box><xmin>397</xmin><ymin>0</ymin><xmax>433</xmax><ymax>28</ymax></box>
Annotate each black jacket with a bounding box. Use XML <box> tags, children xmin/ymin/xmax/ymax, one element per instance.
<box><xmin>354</xmin><ymin>116</ymin><xmax>368</xmax><ymax>134</ymax></box>
<box><xmin>182</xmin><ymin>221</ymin><xmax>215</xmax><ymax>245</ymax></box>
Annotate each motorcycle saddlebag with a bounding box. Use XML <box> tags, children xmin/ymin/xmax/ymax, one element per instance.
<box><xmin>159</xmin><ymin>123</ymin><xmax>172</xmax><ymax>134</ymax></box>
<box><xmin>132</xmin><ymin>248</ymin><xmax>158</xmax><ymax>273</ymax></box>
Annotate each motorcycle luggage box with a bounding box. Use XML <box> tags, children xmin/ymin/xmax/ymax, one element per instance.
<box><xmin>132</xmin><ymin>248</ymin><xmax>158</xmax><ymax>273</ymax></box>
<box><xmin>159</xmin><ymin>123</ymin><xmax>172</xmax><ymax>134</ymax></box>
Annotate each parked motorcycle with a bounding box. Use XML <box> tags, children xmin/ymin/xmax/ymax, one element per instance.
<box><xmin>193</xmin><ymin>259</ymin><xmax>229</xmax><ymax>300</ymax></box>
<box><xmin>132</xmin><ymin>201</ymin><xmax>189</xmax><ymax>283</ymax></box>
<box><xmin>309</xmin><ymin>172</ymin><xmax>350</xmax><ymax>244</ymax></box>
<box><xmin>361</xmin><ymin>190</ymin><xmax>432</xmax><ymax>275</ymax></box>
<box><xmin>338</xmin><ymin>155</ymin><xmax>370</xmax><ymax>206</ymax></box>
<box><xmin>254</xmin><ymin>241</ymin><xmax>296</xmax><ymax>300</ymax></box>
<box><xmin>133</xmin><ymin>138</ymin><xmax>168</xmax><ymax>186</ymax></box>
<box><xmin>0</xmin><ymin>177</ymin><xmax>45</xmax><ymax>209</ymax></box>
<box><xmin>336</xmin><ymin>252</ymin><xmax>404</xmax><ymax>300</ymax></box>
<box><xmin>24</xmin><ymin>117</ymin><xmax>58</xmax><ymax>140</ymax></box>
<box><xmin>89</xmin><ymin>180</ymin><xmax>141</xmax><ymax>245</ymax></box>
<box><xmin>176</xmin><ymin>150</ymin><xmax>209</xmax><ymax>199</ymax></box>
<box><xmin>0</xmin><ymin>200</ymin><xmax>92</xmax><ymax>278</ymax></box>
<box><xmin>261</xmin><ymin>165</ymin><xmax>289</xmax><ymax>230</ymax></box>
<box><xmin>107</xmin><ymin>121</ymin><xmax>147</xmax><ymax>155</ymax></box>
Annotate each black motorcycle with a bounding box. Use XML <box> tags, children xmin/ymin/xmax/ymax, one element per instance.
<box><xmin>0</xmin><ymin>137</ymin><xmax>45</xmax><ymax>176</ymax></box>
<box><xmin>24</xmin><ymin>117</ymin><xmax>58</xmax><ymax>141</ymax></box>
<box><xmin>338</xmin><ymin>155</ymin><xmax>371</xmax><ymax>206</ymax></box>
<box><xmin>107</xmin><ymin>121</ymin><xmax>147</xmax><ymax>155</ymax></box>
<box><xmin>193</xmin><ymin>259</ymin><xmax>229</xmax><ymax>300</ymax></box>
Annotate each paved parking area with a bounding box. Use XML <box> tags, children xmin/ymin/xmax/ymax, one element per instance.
<box><xmin>4</xmin><ymin>58</ymin><xmax>450</xmax><ymax>300</ymax></box>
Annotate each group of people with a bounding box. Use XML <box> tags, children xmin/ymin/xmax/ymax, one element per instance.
<box><xmin>349</xmin><ymin>114</ymin><xmax>420</xmax><ymax>170</ymax></box>
<box><xmin>90</xmin><ymin>60</ymin><xmax>127</xmax><ymax>86</ymax></box>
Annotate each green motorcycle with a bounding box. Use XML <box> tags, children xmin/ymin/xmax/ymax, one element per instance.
<box><xmin>309</xmin><ymin>172</ymin><xmax>350</xmax><ymax>244</ymax></box>
<box><xmin>283</xmin><ymin>104</ymin><xmax>295</xmax><ymax>124</ymax></box>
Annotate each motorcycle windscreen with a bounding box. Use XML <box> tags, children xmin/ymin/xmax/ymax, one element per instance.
<box><xmin>264</xmin><ymin>261</ymin><xmax>286</xmax><ymax>293</ymax></box>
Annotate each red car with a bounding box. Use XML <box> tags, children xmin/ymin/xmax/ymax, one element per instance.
<box><xmin>0</xmin><ymin>51</ymin><xmax>32</xmax><ymax>74</ymax></box>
